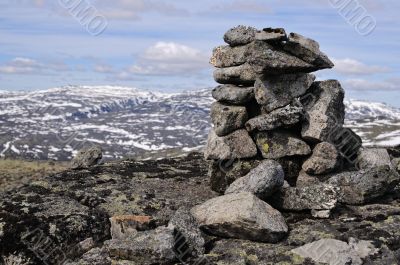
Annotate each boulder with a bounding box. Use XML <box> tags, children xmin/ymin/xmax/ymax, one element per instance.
<box><xmin>223</xmin><ymin>25</ymin><xmax>257</xmax><ymax>46</ymax></box>
<box><xmin>212</xmin><ymin>85</ymin><xmax>254</xmax><ymax>105</ymax></box>
<box><xmin>283</xmin><ymin>32</ymin><xmax>334</xmax><ymax>69</ymax></box>
<box><xmin>246</xmin><ymin>41</ymin><xmax>317</xmax><ymax>74</ymax></box>
<box><xmin>109</xmin><ymin>215</ymin><xmax>153</xmax><ymax>240</ymax></box>
<box><xmin>301</xmin><ymin>80</ymin><xmax>345</xmax><ymax>142</ymax></box>
<box><xmin>245</xmin><ymin>102</ymin><xmax>304</xmax><ymax>132</ymax></box>
<box><xmin>291</xmin><ymin>238</ymin><xmax>378</xmax><ymax>265</ymax></box>
<box><xmin>71</xmin><ymin>145</ymin><xmax>102</xmax><ymax>169</ymax></box>
<box><xmin>204</xmin><ymin>129</ymin><xmax>257</xmax><ymax>160</ymax></box>
<box><xmin>208</xmin><ymin>159</ymin><xmax>261</xmax><ymax>193</ymax></box>
<box><xmin>213</xmin><ymin>63</ymin><xmax>257</xmax><ymax>85</ymax></box>
<box><xmin>255</xmin><ymin>130</ymin><xmax>311</xmax><ymax>159</ymax></box>
<box><xmin>255</xmin><ymin>27</ymin><xmax>287</xmax><ymax>42</ymax></box>
<box><xmin>326</xmin><ymin>165</ymin><xmax>399</xmax><ymax>205</ymax></box>
<box><xmin>168</xmin><ymin>207</ymin><xmax>206</xmax><ymax>259</ymax></box>
<box><xmin>225</xmin><ymin>160</ymin><xmax>284</xmax><ymax>199</ymax></box>
<box><xmin>296</xmin><ymin>170</ymin><xmax>322</xmax><ymax>187</ymax></box>
<box><xmin>191</xmin><ymin>192</ymin><xmax>288</xmax><ymax>243</ymax></box>
<box><xmin>357</xmin><ymin>148</ymin><xmax>393</xmax><ymax>170</ymax></box>
<box><xmin>302</xmin><ymin>142</ymin><xmax>340</xmax><ymax>175</ymax></box>
<box><xmin>210</xmin><ymin>45</ymin><xmax>248</xmax><ymax>68</ymax></box>
<box><xmin>211</xmin><ymin>102</ymin><xmax>248</xmax><ymax>136</ymax></box>
<box><xmin>105</xmin><ymin>226</ymin><xmax>176</xmax><ymax>264</ymax></box>
<box><xmin>270</xmin><ymin>184</ymin><xmax>338</xmax><ymax>211</ymax></box>
<box><xmin>254</xmin><ymin>73</ymin><xmax>315</xmax><ymax>112</ymax></box>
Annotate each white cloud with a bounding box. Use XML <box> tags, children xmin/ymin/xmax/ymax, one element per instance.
<box><xmin>332</xmin><ymin>58</ymin><xmax>390</xmax><ymax>75</ymax></box>
<box><xmin>343</xmin><ymin>78</ymin><xmax>400</xmax><ymax>91</ymax></box>
<box><xmin>124</xmin><ymin>42</ymin><xmax>209</xmax><ymax>76</ymax></box>
<box><xmin>0</xmin><ymin>57</ymin><xmax>69</xmax><ymax>75</ymax></box>
<box><xmin>94</xmin><ymin>64</ymin><xmax>115</xmax><ymax>73</ymax></box>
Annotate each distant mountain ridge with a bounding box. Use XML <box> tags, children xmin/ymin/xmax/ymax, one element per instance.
<box><xmin>0</xmin><ymin>86</ymin><xmax>399</xmax><ymax>161</ymax></box>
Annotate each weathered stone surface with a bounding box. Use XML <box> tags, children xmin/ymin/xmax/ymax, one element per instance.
<box><xmin>71</xmin><ymin>145</ymin><xmax>102</xmax><ymax>169</ymax></box>
<box><xmin>326</xmin><ymin>165</ymin><xmax>399</xmax><ymax>205</ymax></box>
<box><xmin>213</xmin><ymin>63</ymin><xmax>257</xmax><ymax>85</ymax></box>
<box><xmin>225</xmin><ymin>160</ymin><xmax>284</xmax><ymax>199</ymax></box>
<box><xmin>105</xmin><ymin>226</ymin><xmax>176</xmax><ymax>264</ymax></box>
<box><xmin>109</xmin><ymin>215</ymin><xmax>153</xmax><ymax>240</ymax></box>
<box><xmin>284</xmin><ymin>32</ymin><xmax>334</xmax><ymax>69</ymax></box>
<box><xmin>277</xmin><ymin>156</ymin><xmax>304</xmax><ymax>186</ymax></box>
<box><xmin>246</xmin><ymin>40</ymin><xmax>317</xmax><ymax>75</ymax></box>
<box><xmin>271</xmin><ymin>184</ymin><xmax>338</xmax><ymax>211</ymax></box>
<box><xmin>168</xmin><ymin>207</ymin><xmax>206</xmax><ymax>259</ymax></box>
<box><xmin>296</xmin><ymin>170</ymin><xmax>322</xmax><ymax>187</ymax></box>
<box><xmin>393</xmin><ymin>158</ymin><xmax>400</xmax><ymax>173</ymax></box>
<box><xmin>301</xmin><ymin>80</ymin><xmax>345</xmax><ymax>142</ymax></box>
<box><xmin>208</xmin><ymin>159</ymin><xmax>261</xmax><ymax>193</ymax></box>
<box><xmin>254</xmin><ymin>73</ymin><xmax>315</xmax><ymax>112</ymax></box>
<box><xmin>330</xmin><ymin>127</ymin><xmax>363</xmax><ymax>165</ymax></box>
<box><xmin>255</xmin><ymin>130</ymin><xmax>311</xmax><ymax>159</ymax></box>
<box><xmin>204</xmin><ymin>129</ymin><xmax>257</xmax><ymax>160</ymax></box>
<box><xmin>245</xmin><ymin>102</ymin><xmax>303</xmax><ymax>131</ymax></box>
<box><xmin>223</xmin><ymin>25</ymin><xmax>257</xmax><ymax>46</ymax></box>
<box><xmin>357</xmin><ymin>148</ymin><xmax>392</xmax><ymax>170</ymax></box>
<box><xmin>302</xmin><ymin>142</ymin><xmax>340</xmax><ymax>175</ymax></box>
<box><xmin>291</xmin><ymin>238</ymin><xmax>378</xmax><ymax>265</ymax></box>
<box><xmin>212</xmin><ymin>84</ymin><xmax>254</xmax><ymax>105</ymax></box>
<box><xmin>191</xmin><ymin>192</ymin><xmax>288</xmax><ymax>243</ymax></box>
<box><xmin>210</xmin><ymin>45</ymin><xmax>247</xmax><ymax>68</ymax></box>
<box><xmin>311</xmin><ymin>209</ymin><xmax>331</xmax><ymax>219</ymax></box>
<box><xmin>211</xmin><ymin>102</ymin><xmax>248</xmax><ymax>136</ymax></box>
<box><xmin>255</xmin><ymin>27</ymin><xmax>287</xmax><ymax>42</ymax></box>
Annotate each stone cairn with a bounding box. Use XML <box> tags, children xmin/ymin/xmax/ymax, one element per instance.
<box><xmin>192</xmin><ymin>26</ymin><xmax>399</xmax><ymax>244</ymax></box>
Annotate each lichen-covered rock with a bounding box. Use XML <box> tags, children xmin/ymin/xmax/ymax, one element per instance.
<box><xmin>326</xmin><ymin>165</ymin><xmax>399</xmax><ymax>205</ymax></box>
<box><xmin>105</xmin><ymin>226</ymin><xmax>176</xmax><ymax>264</ymax></box>
<box><xmin>225</xmin><ymin>160</ymin><xmax>284</xmax><ymax>199</ymax></box>
<box><xmin>254</xmin><ymin>73</ymin><xmax>315</xmax><ymax>112</ymax></box>
<box><xmin>212</xmin><ymin>84</ymin><xmax>254</xmax><ymax>105</ymax></box>
<box><xmin>277</xmin><ymin>156</ymin><xmax>304</xmax><ymax>186</ymax></box>
<box><xmin>223</xmin><ymin>25</ymin><xmax>257</xmax><ymax>46</ymax></box>
<box><xmin>204</xmin><ymin>129</ymin><xmax>257</xmax><ymax>160</ymax></box>
<box><xmin>71</xmin><ymin>145</ymin><xmax>102</xmax><ymax>169</ymax></box>
<box><xmin>296</xmin><ymin>170</ymin><xmax>322</xmax><ymax>187</ymax></box>
<box><xmin>210</xmin><ymin>45</ymin><xmax>248</xmax><ymax>68</ymax></box>
<box><xmin>302</xmin><ymin>142</ymin><xmax>340</xmax><ymax>175</ymax></box>
<box><xmin>255</xmin><ymin>130</ymin><xmax>311</xmax><ymax>159</ymax></box>
<box><xmin>270</xmin><ymin>184</ymin><xmax>338</xmax><ymax>211</ymax></box>
<box><xmin>245</xmin><ymin>101</ymin><xmax>304</xmax><ymax>131</ymax></box>
<box><xmin>208</xmin><ymin>159</ymin><xmax>261</xmax><ymax>193</ymax></box>
<box><xmin>255</xmin><ymin>27</ymin><xmax>287</xmax><ymax>42</ymax></box>
<box><xmin>213</xmin><ymin>63</ymin><xmax>257</xmax><ymax>85</ymax></box>
<box><xmin>211</xmin><ymin>102</ymin><xmax>248</xmax><ymax>136</ymax></box>
<box><xmin>191</xmin><ymin>192</ymin><xmax>288</xmax><ymax>243</ymax></box>
<box><xmin>109</xmin><ymin>215</ymin><xmax>153</xmax><ymax>240</ymax></box>
<box><xmin>301</xmin><ymin>80</ymin><xmax>345</xmax><ymax>142</ymax></box>
<box><xmin>284</xmin><ymin>32</ymin><xmax>334</xmax><ymax>69</ymax></box>
<box><xmin>357</xmin><ymin>148</ymin><xmax>393</xmax><ymax>170</ymax></box>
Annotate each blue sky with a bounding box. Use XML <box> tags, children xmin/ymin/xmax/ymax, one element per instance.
<box><xmin>0</xmin><ymin>0</ymin><xmax>399</xmax><ymax>106</ymax></box>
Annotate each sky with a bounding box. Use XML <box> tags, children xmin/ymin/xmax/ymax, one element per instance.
<box><xmin>0</xmin><ymin>0</ymin><xmax>399</xmax><ymax>107</ymax></box>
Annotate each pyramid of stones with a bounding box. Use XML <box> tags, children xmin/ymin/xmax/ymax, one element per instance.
<box><xmin>204</xmin><ymin>25</ymin><xmax>364</xmax><ymax>195</ymax></box>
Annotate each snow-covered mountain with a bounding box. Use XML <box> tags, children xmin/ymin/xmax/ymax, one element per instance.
<box><xmin>0</xmin><ymin>86</ymin><xmax>399</xmax><ymax>160</ymax></box>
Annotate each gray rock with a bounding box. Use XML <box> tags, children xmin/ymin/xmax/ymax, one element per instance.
<box><xmin>71</xmin><ymin>145</ymin><xmax>102</xmax><ymax>169</ymax></box>
<box><xmin>393</xmin><ymin>158</ymin><xmax>400</xmax><ymax>173</ymax></box>
<box><xmin>330</xmin><ymin>127</ymin><xmax>362</xmax><ymax>165</ymax></box>
<box><xmin>302</xmin><ymin>142</ymin><xmax>340</xmax><ymax>175</ymax></box>
<box><xmin>204</xmin><ymin>129</ymin><xmax>257</xmax><ymax>160</ymax></box>
<box><xmin>208</xmin><ymin>159</ymin><xmax>261</xmax><ymax>193</ymax></box>
<box><xmin>245</xmin><ymin>102</ymin><xmax>303</xmax><ymax>132</ymax></box>
<box><xmin>109</xmin><ymin>215</ymin><xmax>153</xmax><ymax>240</ymax></box>
<box><xmin>296</xmin><ymin>170</ymin><xmax>322</xmax><ymax>187</ymax></box>
<box><xmin>223</xmin><ymin>25</ymin><xmax>257</xmax><ymax>46</ymax></box>
<box><xmin>311</xmin><ymin>209</ymin><xmax>331</xmax><ymax>219</ymax></box>
<box><xmin>301</xmin><ymin>80</ymin><xmax>345</xmax><ymax>142</ymax></box>
<box><xmin>291</xmin><ymin>238</ymin><xmax>378</xmax><ymax>265</ymax></box>
<box><xmin>210</xmin><ymin>45</ymin><xmax>248</xmax><ymax>68</ymax></box>
<box><xmin>105</xmin><ymin>226</ymin><xmax>176</xmax><ymax>264</ymax></box>
<box><xmin>246</xmin><ymin>40</ymin><xmax>317</xmax><ymax>75</ymax></box>
<box><xmin>212</xmin><ymin>85</ymin><xmax>254</xmax><ymax>105</ymax></box>
<box><xmin>255</xmin><ymin>130</ymin><xmax>311</xmax><ymax>159</ymax></box>
<box><xmin>284</xmin><ymin>32</ymin><xmax>334</xmax><ymax>69</ymax></box>
<box><xmin>211</xmin><ymin>102</ymin><xmax>248</xmax><ymax>136</ymax></box>
<box><xmin>357</xmin><ymin>148</ymin><xmax>393</xmax><ymax>170</ymax></box>
<box><xmin>254</xmin><ymin>73</ymin><xmax>315</xmax><ymax>112</ymax></box>
<box><xmin>213</xmin><ymin>63</ymin><xmax>257</xmax><ymax>85</ymax></box>
<box><xmin>277</xmin><ymin>157</ymin><xmax>304</xmax><ymax>186</ymax></box>
<box><xmin>225</xmin><ymin>160</ymin><xmax>284</xmax><ymax>199</ymax></box>
<box><xmin>191</xmin><ymin>192</ymin><xmax>288</xmax><ymax>243</ymax></box>
<box><xmin>326</xmin><ymin>165</ymin><xmax>399</xmax><ymax>205</ymax></box>
<box><xmin>255</xmin><ymin>27</ymin><xmax>287</xmax><ymax>42</ymax></box>
<box><xmin>270</xmin><ymin>184</ymin><xmax>338</xmax><ymax>211</ymax></box>
<box><xmin>168</xmin><ymin>207</ymin><xmax>206</xmax><ymax>259</ymax></box>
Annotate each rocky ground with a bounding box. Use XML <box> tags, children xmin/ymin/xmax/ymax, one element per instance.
<box><xmin>0</xmin><ymin>150</ymin><xmax>400</xmax><ymax>265</ymax></box>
